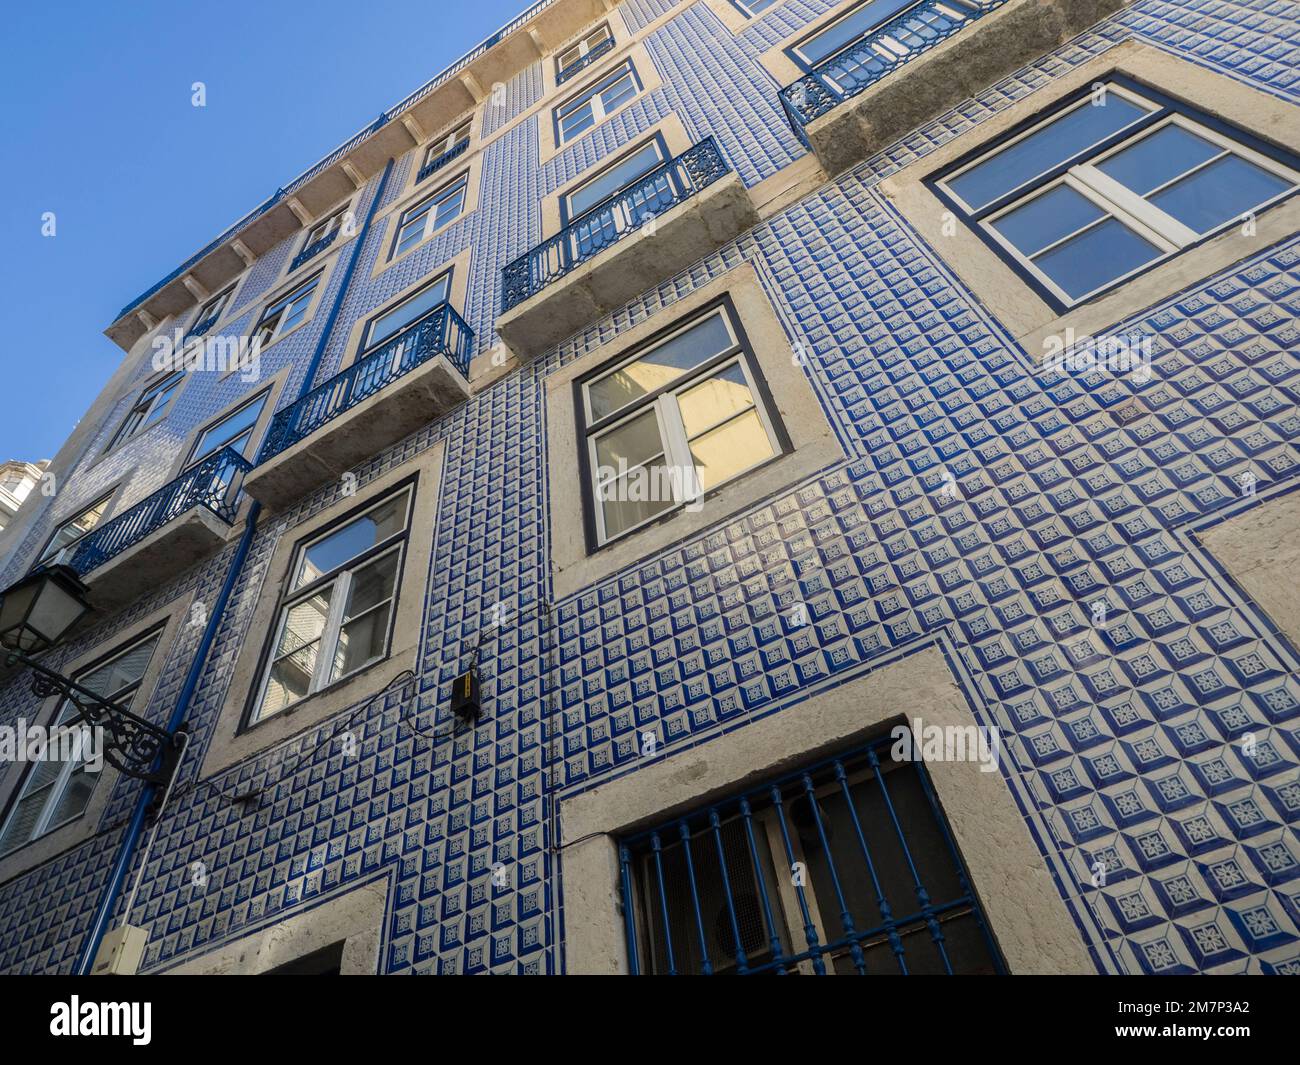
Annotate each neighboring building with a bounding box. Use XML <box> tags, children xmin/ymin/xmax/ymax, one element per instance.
<box><xmin>0</xmin><ymin>460</ymin><xmax>48</xmax><ymax>536</ymax></box>
<box><xmin>0</xmin><ymin>0</ymin><xmax>1297</xmax><ymax>975</ymax></box>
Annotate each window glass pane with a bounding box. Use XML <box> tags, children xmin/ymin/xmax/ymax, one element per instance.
<box><xmin>588</xmin><ymin>313</ymin><xmax>733</xmax><ymax>419</ymax></box>
<box><xmin>798</xmin><ymin>0</ymin><xmax>916</xmax><ymax>64</ymax></box>
<box><xmin>594</xmin><ymin>409</ymin><xmax>665</xmax><ymax>474</ymax></box>
<box><xmin>677</xmin><ymin>363</ymin><xmax>756</xmax><ymax>437</ymax></box>
<box><xmin>81</xmin><ymin>637</ymin><xmax>157</xmax><ymax>699</ymax></box>
<box><xmin>1096</xmin><ymin>123</ymin><xmax>1220</xmax><ymax>196</ymax></box>
<box><xmin>599</xmin><ymin>72</ymin><xmax>637</xmax><ymax>112</ymax></box>
<box><xmin>331</xmin><ymin>605</ymin><xmax>394</xmax><ymax>681</ymax></box>
<box><xmin>569</xmin><ymin>142</ymin><xmax>665</xmax><ymax>218</ymax></box>
<box><xmin>1032</xmin><ymin>217</ymin><xmax>1163</xmax><ymax>300</ymax></box>
<box><xmin>989</xmin><ymin>184</ymin><xmax>1105</xmax><ymax>257</ymax></box>
<box><xmin>1148</xmin><ymin>153</ymin><xmax>1293</xmax><ymax>234</ymax></box>
<box><xmin>600</xmin><ymin>471</ymin><xmax>676</xmax><ymax>538</ymax></box>
<box><xmin>277</xmin><ymin>592</ymin><xmax>332</xmax><ymax>655</ymax></box>
<box><xmin>395</xmin><ymin>206</ymin><xmax>431</xmax><ymax>254</ymax></box>
<box><xmin>687</xmin><ymin>409</ymin><xmax>774</xmax><ymax>491</ymax></box>
<box><xmin>366</xmin><ymin>276</ymin><xmax>450</xmax><ymax>349</ymax></box>
<box><xmin>0</xmin><ymin>789</ymin><xmax>51</xmax><ymax>853</ymax></box>
<box><xmin>344</xmin><ymin>550</ymin><xmax>400</xmax><ymax>618</ymax></box>
<box><xmin>294</xmin><ymin>493</ymin><xmax>409</xmax><ymax>587</ymax></box>
<box><xmin>262</xmin><ymin>647</ymin><xmax>318</xmax><ymax>716</ymax></box>
<box><xmin>45</xmin><ymin>763</ymin><xmax>95</xmax><ymax>828</ymax></box>
<box><xmin>40</xmin><ymin>498</ymin><xmax>109</xmax><ymax>562</ymax></box>
<box><xmin>191</xmin><ymin>395</ymin><xmax>266</xmax><ymax>465</ymax></box>
<box><xmin>742</xmin><ymin>0</ymin><xmax>779</xmax><ymax>13</ymax></box>
<box><xmin>947</xmin><ymin>94</ymin><xmax>1150</xmax><ymax>211</ymax></box>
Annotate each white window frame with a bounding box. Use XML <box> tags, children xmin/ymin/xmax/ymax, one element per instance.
<box><xmin>188</xmin><ymin>285</ymin><xmax>236</xmax><ymax>333</ymax></box>
<box><xmin>422</xmin><ymin>121</ymin><xmax>471</xmax><ymax>170</ymax></box>
<box><xmin>35</xmin><ymin>493</ymin><xmax>112</xmax><ymax>568</ymax></box>
<box><xmin>250</xmin><ymin>488</ymin><xmax>413</xmax><ymax>724</ymax></box>
<box><xmin>0</xmin><ymin>632</ymin><xmax>161</xmax><ymax>856</ymax></box>
<box><xmin>252</xmin><ymin>273</ymin><xmax>322</xmax><ymax>348</ymax></box>
<box><xmin>938</xmin><ymin>82</ymin><xmax>1300</xmax><ymax>307</ymax></box>
<box><xmin>109</xmin><ymin>369</ymin><xmax>185</xmax><ymax>450</ymax></box>
<box><xmin>391</xmin><ymin>175</ymin><xmax>468</xmax><ymax>258</ymax></box>
<box><xmin>557</xmin><ymin>23</ymin><xmax>613</xmax><ymax>76</ymax></box>
<box><xmin>556</xmin><ymin>63</ymin><xmax>640</xmax><ymax>144</ymax></box>
<box><xmin>582</xmin><ymin>308</ymin><xmax>782</xmax><ymax>546</ymax></box>
<box><xmin>298</xmin><ymin>201</ymin><xmax>353</xmax><ymax>254</ymax></box>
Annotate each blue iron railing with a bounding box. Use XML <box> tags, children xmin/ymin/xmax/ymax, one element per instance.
<box><xmin>779</xmin><ymin>0</ymin><xmax>1005</xmax><ymax>145</ymax></box>
<box><xmin>618</xmin><ymin>734</ymin><xmax>1006</xmax><ymax>975</ymax></box>
<box><xmin>417</xmin><ymin>138</ymin><xmax>470</xmax><ymax>183</ymax></box>
<box><xmin>555</xmin><ymin>34</ymin><xmax>616</xmax><ymax>85</ymax></box>
<box><xmin>115</xmin><ymin>0</ymin><xmax>566</xmax><ymax>323</ymax></box>
<box><xmin>289</xmin><ymin>227</ymin><xmax>340</xmax><ymax>272</ymax></box>
<box><xmin>69</xmin><ymin>447</ymin><xmax>251</xmax><ymax>576</ymax></box>
<box><xmin>501</xmin><ymin>136</ymin><xmax>732</xmax><ymax>312</ymax></box>
<box><xmin>258</xmin><ymin>302</ymin><xmax>473</xmax><ymax>462</ymax></box>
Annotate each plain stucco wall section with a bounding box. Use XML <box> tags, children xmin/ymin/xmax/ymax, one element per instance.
<box><xmin>1199</xmin><ymin>492</ymin><xmax>1300</xmax><ymax>654</ymax></box>
<box><xmin>559</xmin><ymin>643</ymin><xmax>1094</xmax><ymax>975</ymax></box>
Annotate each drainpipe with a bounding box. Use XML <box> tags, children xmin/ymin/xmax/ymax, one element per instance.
<box><xmin>74</xmin><ymin>158</ymin><xmax>395</xmax><ymax>975</ymax></box>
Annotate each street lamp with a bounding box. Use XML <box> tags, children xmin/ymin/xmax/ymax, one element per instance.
<box><xmin>0</xmin><ymin>565</ymin><xmax>185</xmax><ymax>787</ymax></box>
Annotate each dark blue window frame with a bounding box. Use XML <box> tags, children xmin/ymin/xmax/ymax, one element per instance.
<box><xmin>551</xmin><ymin>60</ymin><xmax>643</xmax><ymax>147</ymax></box>
<box><xmin>783</xmin><ymin>0</ymin><xmax>926</xmax><ymax>73</ymax></box>
<box><xmin>926</xmin><ymin>74</ymin><xmax>1300</xmax><ymax>314</ymax></box>
<box><xmin>559</xmin><ymin>132</ymin><xmax>673</xmax><ymax>226</ymax></box>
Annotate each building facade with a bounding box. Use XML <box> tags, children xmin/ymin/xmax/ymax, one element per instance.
<box><xmin>0</xmin><ymin>0</ymin><xmax>1298</xmax><ymax>975</ymax></box>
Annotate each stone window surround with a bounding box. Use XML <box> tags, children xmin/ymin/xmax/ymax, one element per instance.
<box><xmin>393</xmin><ymin>106</ymin><xmax>482</xmax><ymax>203</ymax></box>
<box><xmin>754</xmin><ymin>0</ymin><xmax>878</xmax><ymax>86</ymax></box>
<box><xmin>0</xmin><ymin>595</ymin><xmax>193</xmax><ymax>887</ymax></box>
<box><xmin>367</xmin><ymin>158</ymin><xmax>483</xmax><ymax>280</ymax></box>
<box><xmin>271</xmin><ymin>187</ymin><xmax>366</xmax><ymax>289</ymax></box>
<box><xmin>880</xmin><ymin>40</ymin><xmax>1300</xmax><ymax>359</ymax></box>
<box><xmin>159</xmin><ymin>874</ymin><xmax>388</xmax><ymax>974</ymax></box>
<box><xmin>538</xmin><ymin>39</ymin><xmax>665</xmax><ymax>164</ymax></box>
<box><xmin>558</xmin><ymin>642</ymin><xmax>1095</xmax><ymax>974</ymax></box>
<box><xmin>199</xmin><ymin>440</ymin><xmax>445</xmax><ymax>779</ymax></box>
<box><xmin>541</xmin><ymin>112</ymin><xmax>694</xmax><ymax>238</ymax></box>
<box><xmin>542</xmin><ymin>8</ymin><xmax>633</xmax><ymax>101</ymax></box>
<box><xmin>28</xmin><ymin>481</ymin><xmax>127</xmax><ymax>573</ymax></box>
<box><xmin>545</xmin><ymin>260</ymin><xmax>845</xmax><ymax>601</ymax></box>
<box><xmin>702</xmin><ymin>0</ymin><xmax>783</xmax><ymax>35</ymax></box>
<box><xmin>241</xmin><ymin>259</ymin><xmax>338</xmax><ymax>359</ymax></box>
<box><xmin>344</xmin><ymin>247</ymin><xmax>474</xmax><ymax>373</ymax></box>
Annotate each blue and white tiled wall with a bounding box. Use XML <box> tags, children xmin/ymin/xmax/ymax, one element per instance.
<box><xmin>0</xmin><ymin>0</ymin><xmax>1298</xmax><ymax>974</ymax></box>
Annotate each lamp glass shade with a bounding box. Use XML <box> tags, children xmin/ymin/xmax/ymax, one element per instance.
<box><xmin>0</xmin><ymin>566</ymin><xmax>92</xmax><ymax>654</ymax></box>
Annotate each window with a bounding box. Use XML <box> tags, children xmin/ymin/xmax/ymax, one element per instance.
<box><xmin>251</xmin><ymin>488</ymin><xmax>412</xmax><ymax>723</ymax></box>
<box><xmin>734</xmin><ymin>0</ymin><xmax>780</xmax><ymax>15</ymax></box>
<box><xmin>297</xmin><ymin>204</ymin><xmax>351</xmax><ymax>260</ymax></box>
<box><xmin>564</xmin><ymin>136</ymin><xmax>669</xmax><ymax>222</ymax></box>
<box><xmin>391</xmin><ymin>176</ymin><xmax>467</xmax><ymax>258</ymax></box>
<box><xmin>360</xmin><ymin>273</ymin><xmax>451</xmax><ymax>353</ymax></box>
<box><xmin>185</xmin><ymin>391</ymin><xmax>269</xmax><ymax>469</ymax></box>
<box><xmin>252</xmin><ymin>274</ymin><xmax>321</xmax><ymax>348</ymax></box>
<box><xmin>109</xmin><ymin>371</ymin><xmax>184</xmax><ymax>450</ymax></box>
<box><xmin>188</xmin><ymin>286</ymin><xmax>235</xmax><ymax>336</ymax></box>
<box><xmin>556</xmin><ymin>23</ymin><xmax>614</xmax><ymax>81</ymax></box>
<box><xmin>35</xmin><ymin>494</ymin><xmax>111</xmax><ymax>567</ymax></box>
<box><xmin>932</xmin><ymin>78</ymin><xmax>1300</xmax><ymax>309</ymax></box>
<box><xmin>581</xmin><ymin>304</ymin><xmax>783</xmax><ymax>545</ymax></box>
<box><xmin>790</xmin><ymin>0</ymin><xmax>919</xmax><ymax>69</ymax></box>
<box><xmin>0</xmin><ymin>631</ymin><xmax>161</xmax><ymax>856</ymax></box>
<box><xmin>419</xmin><ymin>122</ymin><xmax>471</xmax><ymax>181</ymax></box>
<box><xmin>620</xmin><ymin>737</ymin><xmax>1004</xmax><ymax>975</ymax></box>
<box><xmin>555</xmin><ymin>63</ymin><xmax>640</xmax><ymax>144</ymax></box>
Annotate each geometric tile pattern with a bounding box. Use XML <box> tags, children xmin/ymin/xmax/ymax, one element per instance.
<box><xmin>0</xmin><ymin>0</ymin><xmax>1297</xmax><ymax>975</ymax></box>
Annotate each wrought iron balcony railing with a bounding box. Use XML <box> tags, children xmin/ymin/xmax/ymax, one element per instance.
<box><xmin>290</xmin><ymin>227</ymin><xmax>340</xmax><ymax>272</ymax></box>
<box><xmin>258</xmin><ymin>301</ymin><xmax>473</xmax><ymax>462</ymax></box>
<box><xmin>555</xmin><ymin>35</ymin><xmax>616</xmax><ymax>85</ymax></box>
<box><xmin>501</xmin><ymin>136</ymin><xmax>732</xmax><ymax>312</ymax></box>
<box><xmin>779</xmin><ymin>0</ymin><xmax>1005</xmax><ymax>142</ymax></box>
<box><xmin>417</xmin><ymin>138</ymin><xmax>470</xmax><ymax>183</ymax></box>
<box><xmin>69</xmin><ymin>447</ymin><xmax>251</xmax><ymax>576</ymax></box>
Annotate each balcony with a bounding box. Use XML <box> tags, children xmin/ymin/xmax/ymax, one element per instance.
<box><xmin>555</xmin><ymin>35</ymin><xmax>616</xmax><ymax>85</ymax></box>
<box><xmin>778</xmin><ymin>0</ymin><xmax>1127</xmax><ymax>177</ymax></box>
<box><xmin>244</xmin><ymin>302</ymin><xmax>472</xmax><ymax>510</ymax></box>
<box><xmin>69</xmin><ymin>448</ymin><xmax>250</xmax><ymax>613</ymax></box>
<box><xmin>289</xmin><ymin>227</ymin><xmax>340</xmax><ymax>271</ymax></box>
<box><xmin>417</xmin><ymin>138</ymin><xmax>469</xmax><ymax>183</ymax></box>
<box><xmin>496</xmin><ymin>136</ymin><xmax>758</xmax><ymax>360</ymax></box>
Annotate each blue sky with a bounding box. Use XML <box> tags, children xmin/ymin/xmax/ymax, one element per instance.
<box><xmin>0</xmin><ymin>0</ymin><xmax>529</xmax><ymax>462</ymax></box>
